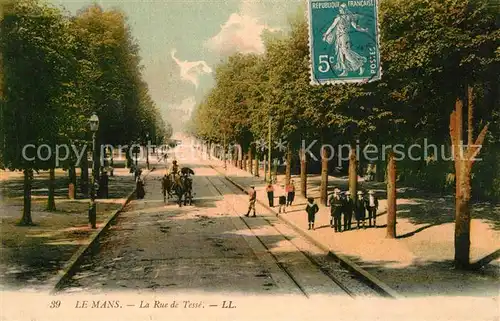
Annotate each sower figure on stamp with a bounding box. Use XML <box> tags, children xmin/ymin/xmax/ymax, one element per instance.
<box><xmin>245</xmin><ymin>185</ymin><xmax>257</xmax><ymax>217</ymax></box>
<box><xmin>329</xmin><ymin>188</ymin><xmax>343</xmax><ymax>232</ymax></box>
<box><xmin>355</xmin><ymin>191</ymin><xmax>367</xmax><ymax>229</ymax></box>
<box><xmin>343</xmin><ymin>191</ymin><xmax>353</xmax><ymax>231</ymax></box>
<box><xmin>367</xmin><ymin>190</ymin><xmax>378</xmax><ymax>227</ymax></box>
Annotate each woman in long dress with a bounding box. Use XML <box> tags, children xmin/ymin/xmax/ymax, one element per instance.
<box><xmin>322</xmin><ymin>3</ymin><xmax>368</xmax><ymax>76</ymax></box>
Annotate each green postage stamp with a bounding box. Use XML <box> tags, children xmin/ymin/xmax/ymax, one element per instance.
<box><xmin>307</xmin><ymin>0</ymin><xmax>381</xmax><ymax>85</ymax></box>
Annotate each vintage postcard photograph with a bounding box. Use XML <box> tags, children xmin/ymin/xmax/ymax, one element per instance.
<box><xmin>0</xmin><ymin>0</ymin><xmax>499</xmax><ymax>320</ymax></box>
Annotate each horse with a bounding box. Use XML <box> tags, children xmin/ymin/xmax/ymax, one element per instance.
<box><xmin>161</xmin><ymin>175</ymin><xmax>172</xmax><ymax>202</ymax></box>
<box><xmin>182</xmin><ymin>175</ymin><xmax>193</xmax><ymax>206</ymax></box>
<box><xmin>169</xmin><ymin>172</ymin><xmax>186</xmax><ymax>207</ymax></box>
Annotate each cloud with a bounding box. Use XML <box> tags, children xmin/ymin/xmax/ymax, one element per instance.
<box><xmin>170</xmin><ymin>49</ymin><xmax>213</xmax><ymax>88</ymax></box>
<box><xmin>204</xmin><ymin>3</ymin><xmax>281</xmax><ymax>55</ymax></box>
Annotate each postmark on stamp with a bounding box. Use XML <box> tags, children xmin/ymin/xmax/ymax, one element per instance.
<box><xmin>307</xmin><ymin>0</ymin><xmax>381</xmax><ymax>85</ymax></box>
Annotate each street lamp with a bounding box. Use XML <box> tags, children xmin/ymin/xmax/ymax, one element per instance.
<box><xmin>133</xmin><ymin>143</ymin><xmax>139</xmax><ymax>169</ymax></box>
<box><xmin>145</xmin><ymin>133</ymin><xmax>150</xmax><ymax>170</ymax></box>
<box><xmin>89</xmin><ymin>112</ymin><xmax>99</xmax><ymax>229</ymax></box>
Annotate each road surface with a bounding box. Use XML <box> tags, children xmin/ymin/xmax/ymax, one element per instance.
<box><xmin>60</xmin><ymin>142</ymin><xmax>378</xmax><ymax>298</ymax></box>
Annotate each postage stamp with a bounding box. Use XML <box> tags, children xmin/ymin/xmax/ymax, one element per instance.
<box><xmin>307</xmin><ymin>0</ymin><xmax>382</xmax><ymax>84</ymax></box>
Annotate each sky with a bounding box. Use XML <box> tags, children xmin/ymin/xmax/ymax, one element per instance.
<box><xmin>48</xmin><ymin>0</ymin><xmax>303</xmax><ymax>131</ymax></box>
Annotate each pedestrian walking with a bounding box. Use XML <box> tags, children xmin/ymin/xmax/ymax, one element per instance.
<box><xmin>278</xmin><ymin>185</ymin><xmax>287</xmax><ymax>215</ymax></box>
<box><xmin>343</xmin><ymin>191</ymin><xmax>353</xmax><ymax>231</ymax></box>
<box><xmin>329</xmin><ymin>188</ymin><xmax>343</xmax><ymax>232</ymax></box>
<box><xmin>245</xmin><ymin>185</ymin><xmax>257</xmax><ymax>217</ymax></box>
<box><xmin>286</xmin><ymin>180</ymin><xmax>296</xmax><ymax>206</ymax></box>
<box><xmin>305</xmin><ymin>197</ymin><xmax>319</xmax><ymax>230</ymax></box>
<box><xmin>136</xmin><ymin>177</ymin><xmax>145</xmax><ymax>199</ymax></box>
<box><xmin>367</xmin><ymin>190</ymin><xmax>378</xmax><ymax>227</ymax></box>
<box><xmin>355</xmin><ymin>191</ymin><xmax>367</xmax><ymax>229</ymax></box>
<box><xmin>266</xmin><ymin>183</ymin><xmax>275</xmax><ymax>207</ymax></box>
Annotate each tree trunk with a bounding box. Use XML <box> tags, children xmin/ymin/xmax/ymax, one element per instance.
<box><xmin>386</xmin><ymin>151</ymin><xmax>397</xmax><ymax>238</ymax></box>
<box><xmin>248</xmin><ymin>149</ymin><xmax>252</xmax><ymax>174</ymax></box>
<box><xmin>285</xmin><ymin>144</ymin><xmax>292</xmax><ymax>186</ymax></box>
<box><xmin>254</xmin><ymin>153</ymin><xmax>259</xmax><ymax>177</ymax></box>
<box><xmin>348</xmin><ymin>147</ymin><xmax>358</xmax><ymax>199</ymax></box>
<box><xmin>451</xmin><ymin>97</ymin><xmax>468</xmax><ymax>268</ymax></box>
<box><xmin>375</xmin><ymin>159</ymin><xmax>384</xmax><ymax>182</ymax></box>
<box><xmin>239</xmin><ymin>150</ymin><xmax>243</xmax><ymax>169</ymax></box>
<box><xmin>47</xmin><ymin>167</ymin><xmax>56</xmax><ymax>211</ymax></box>
<box><xmin>300</xmin><ymin>148</ymin><xmax>307</xmax><ymax>198</ymax></box>
<box><xmin>20</xmin><ymin>168</ymin><xmax>33</xmax><ymax>225</ymax></box>
<box><xmin>273</xmin><ymin>158</ymin><xmax>278</xmax><ymax>182</ymax></box>
<box><xmin>243</xmin><ymin>154</ymin><xmax>247</xmax><ymax>171</ymax></box>
<box><xmin>263</xmin><ymin>155</ymin><xmax>267</xmax><ymax>181</ymax></box>
<box><xmin>320</xmin><ymin>145</ymin><xmax>328</xmax><ymax>205</ymax></box>
<box><xmin>109</xmin><ymin>147</ymin><xmax>114</xmax><ymax>177</ymax></box>
<box><xmin>68</xmin><ymin>164</ymin><xmax>76</xmax><ymax>199</ymax></box>
<box><xmin>449</xmin><ymin>91</ymin><xmax>490</xmax><ymax>269</ymax></box>
<box><xmin>80</xmin><ymin>147</ymin><xmax>89</xmax><ymax>196</ymax></box>
<box><xmin>455</xmin><ymin>160</ymin><xmax>472</xmax><ymax>269</ymax></box>
<box><xmin>467</xmin><ymin>86</ymin><xmax>473</xmax><ymax>148</ymax></box>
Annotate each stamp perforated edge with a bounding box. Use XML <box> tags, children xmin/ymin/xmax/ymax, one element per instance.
<box><xmin>306</xmin><ymin>0</ymin><xmax>383</xmax><ymax>86</ymax></box>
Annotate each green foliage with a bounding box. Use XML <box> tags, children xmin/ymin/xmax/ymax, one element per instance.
<box><xmin>1</xmin><ymin>1</ymin><xmax>171</xmax><ymax>172</ymax></box>
<box><xmin>191</xmin><ymin>0</ymin><xmax>499</xmax><ymax>200</ymax></box>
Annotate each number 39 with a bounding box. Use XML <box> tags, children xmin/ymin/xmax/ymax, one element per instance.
<box><xmin>318</xmin><ymin>55</ymin><xmax>331</xmax><ymax>73</ymax></box>
<box><xmin>50</xmin><ymin>300</ymin><xmax>61</xmax><ymax>308</ymax></box>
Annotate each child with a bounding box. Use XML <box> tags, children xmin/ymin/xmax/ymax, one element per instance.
<box><xmin>305</xmin><ymin>197</ymin><xmax>319</xmax><ymax>230</ymax></box>
<box><xmin>278</xmin><ymin>185</ymin><xmax>287</xmax><ymax>215</ymax></box>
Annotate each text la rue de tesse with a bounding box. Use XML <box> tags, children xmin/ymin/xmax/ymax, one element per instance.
<box><xmin>73</xmin><ymin>300</ymin><xmax>236</xmax><ymax>309</ymax></box>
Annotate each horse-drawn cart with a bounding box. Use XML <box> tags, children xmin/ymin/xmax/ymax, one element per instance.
<box><xmin>162</xmin><ymin>167</ymin><xmax>194</xmax><ymax>206</ymax></box>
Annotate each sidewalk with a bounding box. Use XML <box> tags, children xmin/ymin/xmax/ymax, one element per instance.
<box><xmin>207</xmin><ymin>155</ymin><xmax>500</xmax><ymax>298</ymax></box>
<box><xmin>0</xmin><ymin>166</ymin><xmax>148</xmax><ymax>291</ymax></box>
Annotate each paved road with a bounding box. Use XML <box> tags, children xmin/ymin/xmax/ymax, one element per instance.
<box><xmin>60</xmin><ymin>145</ymin><xmax>377</xmax><ymax>297</ymax></box>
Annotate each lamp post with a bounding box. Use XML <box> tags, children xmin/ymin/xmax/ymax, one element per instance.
<box><xmin>134</xmin><ymin>144</ymin><xmax>139</xmax><ymax>169</ymax></box>
<box><xmin>89</xmin><ymin>112</ymin><xmax>99</xmax><ymax>229</ymax></box>
<box><xmin>146</xmin><ymin>133</ymin><xmax>150</xmax><ymax>170</ymax></box>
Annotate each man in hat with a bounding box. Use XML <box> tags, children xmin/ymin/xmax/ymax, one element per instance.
<box><xmin>343</xmin><ymin>191</ymin><xmax>354</xmax><ymax>231</ymax></box>
<box><xmin>367</xmin><ymin>190</ymin><xmax>378</xmax><ymax>227</ymax></box>
<box><xmin>355</xmin><ymin>190</ymin><xmax>367</xmax><ymax>229</ymax></box>
<box><xmin>169</xmin><ymin>160</ymin><xmax>181</xmax><ymax>185</ymax></box>
<box><xmin>245</xmin><ymin>185</ymin><xmax>257</xmax><ymax>217</ymax></box>
<box><xmin>329</xmin><ymin>188</ymin><xmax>343</xmax><ymax>232</ymax></box>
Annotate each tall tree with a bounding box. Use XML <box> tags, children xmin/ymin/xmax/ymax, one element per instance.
<box><xmin>1</xmin><ymin>0</ymin><xmax>75</xmax><ymax>223</ymax></box>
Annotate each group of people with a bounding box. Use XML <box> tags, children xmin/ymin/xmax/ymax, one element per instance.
<box><xmin>245</xmin><ymin>181</ymin><xmax>296</xmax><ymax>217</ymax></box>
<box><xmin>244</xmin><ymin>180</ymin><xmax>379</xmax><ymax>234</ymax></box>
<box><xmin>161</xmin><ymin>159</ymin><xmax>180</xmax><ymax>199</ymax></box>
<box><xmin>265</xmin><ymin>181</ymin><xmax>296</xmax><ymax>213</ymax></box>
<box><xmin>161</xmin><ymin>160</ymin><xmax>194</xmax><ymax>199</ymax></box>
<box><xmin>306</xmin><ymin>188</ymin><xmax>379</xmax><ymax>231</ymax></box>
